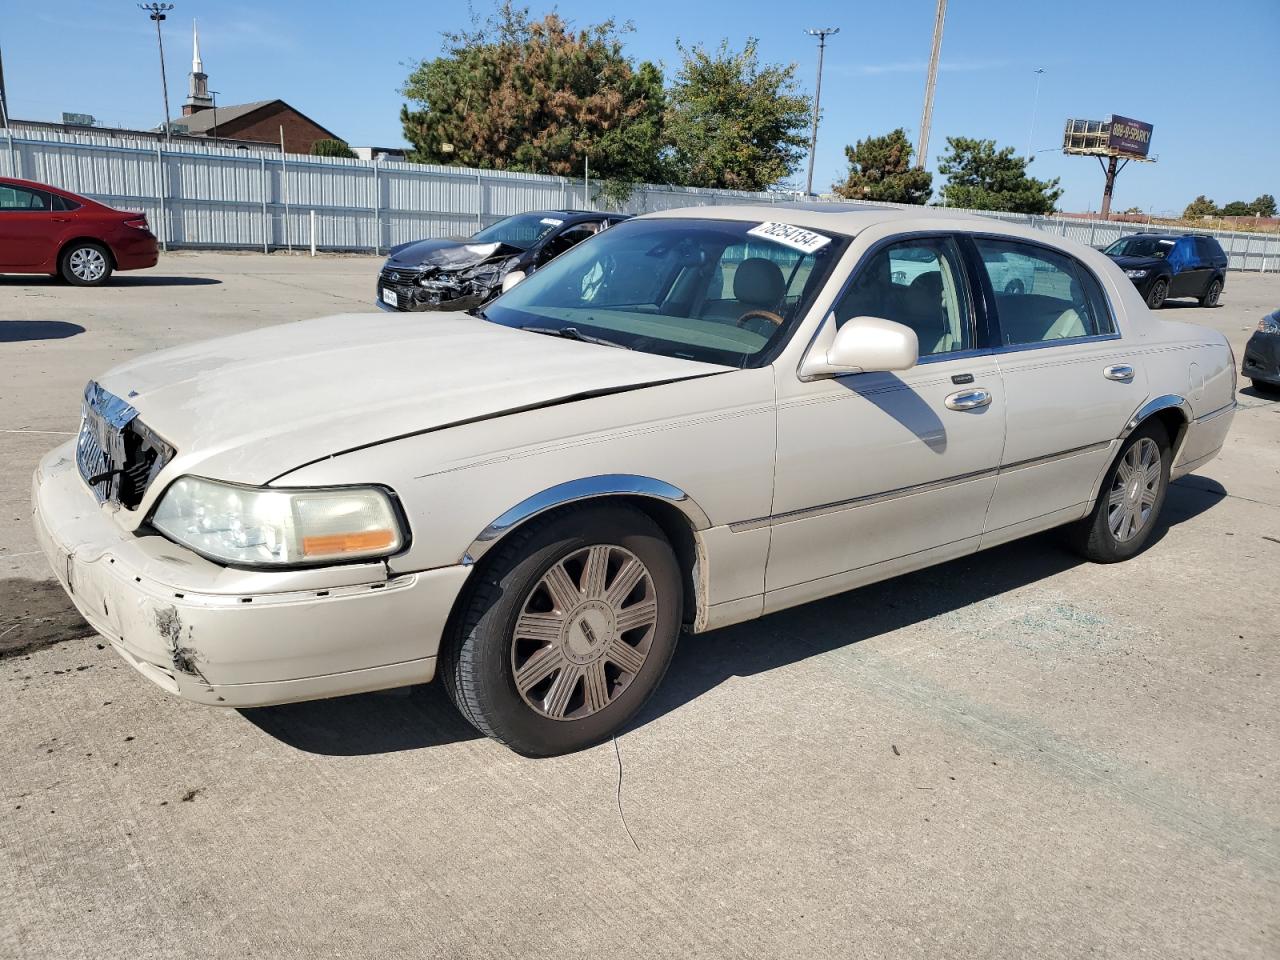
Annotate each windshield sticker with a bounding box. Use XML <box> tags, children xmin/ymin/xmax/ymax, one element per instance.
<box><xmin>540</xmin><ymin>217</ymin><xmax>564</xmax><ymax>226</ymax></box>
<box><xmin>746</xmin><ymin>222</ymin><xmax>832</xmax><ymax>254</ymax></box>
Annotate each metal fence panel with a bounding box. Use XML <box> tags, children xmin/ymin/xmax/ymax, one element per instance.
<box><xmin>4</xmin><ymin>126</ymin><xmax>1277</xmax><ymax>270</ymax></box>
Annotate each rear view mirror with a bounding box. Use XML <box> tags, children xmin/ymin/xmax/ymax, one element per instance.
<box><xmin>800</xmin><ymin>315</ymin><xmax>919</xmax><ymax>379</ymax></box>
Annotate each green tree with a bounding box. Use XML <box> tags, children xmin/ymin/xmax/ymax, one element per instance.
<box><xmin>664</xmin><ymin>38</ymin><xmax>811</xmax><ymax>191</ymax></box>
<box><xmin>832</xmin><ymin>128</ymin><xmax>932</xmax><ymax>205</ymax></box>
<box><xmin>1183</xmin><ymin>195</ymin><xmax>1218</xmax><ymax>219</ymax></box>
<box><xmin>310</xmin><ymin>138</ymin><xmax>357</xmax><ymax>159</ymax></box>
<box><xmin>936</xmin><ymin>137</ymin><xmax>1062</xmax><ymax>213</ymax></box>
<box><xmin>1250</xmin><ymin>193</ymin><xmax>1277</xmax><ymax>217</ymax></box>
<box><xmin>399</xmin><ymin>3</ymin><xmax>667</xmax><ymax>183</ymax></box>
<box><xmin>1220</xmin><ymin>200</ymin><xmax>1252</xmax><ymax>217</ymax></box>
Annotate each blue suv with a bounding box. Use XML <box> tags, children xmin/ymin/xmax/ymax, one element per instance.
<box><xmin>1103</xmin><ymin>234</ymin><xmax>1227</xmax><ymax>309</ymax></box>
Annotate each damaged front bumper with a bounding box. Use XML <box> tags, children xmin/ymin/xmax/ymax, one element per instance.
<box><xmin>31</xmin><ymin>442</ymin><xmax>472</xmax><ymax>708</ymax></box>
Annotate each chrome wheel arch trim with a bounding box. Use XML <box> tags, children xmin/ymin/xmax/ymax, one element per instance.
<box><xmin>1119</xmin><ymin>394</ymin><xmax>1192</xmax><ymax>441</ymax></box>
<box><xmin>462</xmin><ymin>474</ymin><xmax>712</xmax><ymax>565</ymax></box>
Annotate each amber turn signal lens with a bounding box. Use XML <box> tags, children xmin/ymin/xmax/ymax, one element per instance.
<box><xmin>301</xmin><ymin>529</ymin><xmax>396</xmax><ymax>557</ymax></box>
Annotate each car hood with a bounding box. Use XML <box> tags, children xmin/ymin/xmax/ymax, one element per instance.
<box><xmin>1107</xmin><ymin>254</ymin><xmax>1165</xmax><ymax>271</ymax></box>
<box><xmin>384</xmin><ymin>237</ymin><xmax>524</xmax><ymax>270</ymax></box>
<box><xmin>97</xmin><ymin>312</ymin><xmax>728</xmax><ymax>486</ymax></box>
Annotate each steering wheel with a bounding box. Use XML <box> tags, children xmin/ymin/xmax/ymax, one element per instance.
<box><xmin>736</xmin><ymin>309</ymin><xmax>785</xmax><ymax>329</ymax></box>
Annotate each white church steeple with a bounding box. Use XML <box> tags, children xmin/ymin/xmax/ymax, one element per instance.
<box><xmin>183</xmin><ymin>20</ymin><xmax>214</xmax><ymax>116</ymax></box>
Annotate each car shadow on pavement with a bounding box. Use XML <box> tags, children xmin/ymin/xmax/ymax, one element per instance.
<box><xmin>0</xmin><ymin>320</ymin><xmax>86</xmax><ymax>342</ymax></box>
<box><xmin>0</xmin><ymin>275</ymin><xmax>221</xmax><ymax>287</ymax></box>
<box><xmin>238</xmin><ymin>478</ymin><xmax>1225</xmax><ymax>757</ymax></box>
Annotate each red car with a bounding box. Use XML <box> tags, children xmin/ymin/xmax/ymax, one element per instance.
<box><xmin>0</xmin><ymin>177</ymin><xmax>158</xmax><ymax>286</ymax></box>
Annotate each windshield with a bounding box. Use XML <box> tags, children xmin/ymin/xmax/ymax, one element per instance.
<box><xmin>470</xmin><ymin>212</ymin><xmax>566</xmax><ymax>250</ymax></box>
<box><xmin>482</xmin><ymin>217</ymin><xmax>847</xmax><ymax>366</ymax></box>
<box><xmin>1105</xmin><ymin>236</ymin><xmax>1175</xmax><ymax>259</ymax></box>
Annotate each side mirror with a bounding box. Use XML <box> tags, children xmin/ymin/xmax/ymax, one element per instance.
<box><xmin>501</xmin><ymin>269</ymin><xmax>526</xmax><ymax>293</ymax></box>
<box><xmin>799</xmin><ymin>315</ymin><xmax>919</xmax><ymax>379</ymax></box>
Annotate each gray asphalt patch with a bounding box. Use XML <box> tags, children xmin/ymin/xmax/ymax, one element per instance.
<box><xmin>0</xmin><ymin>577</ymin><xmax>92</xmax><ymax>658</ymax></box>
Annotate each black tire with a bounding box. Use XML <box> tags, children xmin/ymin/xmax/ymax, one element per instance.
<box><xmin>1252</xmin><ymin>378</ymin><xmax>1280</xmax><ymax>395</ymax></box>
<box><xmin>59</xmin><ymin>241</ymin><xmax>113</xmax><ymax>286</ymax></box>
<box><xmin>440</xmin><ymin>503</ymin><xmax>683</xmax><ymax>756</ymax></box>
<box><xmin>1199</xmin><ymin>277</ymin><xmax>1223</xmax><ymax>307</ymax></box>
<box><xmin>1066</xmin><ymin>419</ymin><xmax>1171</xmax><ymax>563</ymax></box>
<box><xmin>1145</xmin><ymin>278</ymin><xmax>1168</xmax><ymax>310</ymax></box>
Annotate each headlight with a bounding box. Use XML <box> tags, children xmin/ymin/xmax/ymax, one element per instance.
<box><xmin>1125</xmin><ymin>269</ymin><xmax>1149</xmax><ymax>279</ymax></box>
<box><xmin>151</xmin><ymin>476</ymin><xmax>405</xmax><ymax>567</ymax></box>
<box><xmin>1258</xmin><ymin>313</ymin><xmax>1280</xmax><ymax>335</ymax></box>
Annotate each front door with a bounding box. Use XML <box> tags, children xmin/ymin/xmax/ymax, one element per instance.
<box><xmin>0</xmin><ymin>183</ymin><xmax>58</xmax><ymax>267</ymax></box>
<box><xmin>765</xmin><ymin>235</ymin><xmax>1006</xmax><ymax>607</ymax></box>
<box><xmin>1167</xmin><ymin>237</ymin><xmax>1208</xmax><ymax>298</ymax></box>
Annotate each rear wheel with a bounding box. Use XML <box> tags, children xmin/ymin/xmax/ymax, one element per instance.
<box><xmin>1066</xmin><ymin>420</ymin><xmax>1171</xmax><ymax>563</ymax></box>
<box><xmin>1145</xmin><ymin>278</ymin><xmax>1168</xmax><ymax>310</ymax></box>
<box><xmin>1199</xmin><ymin>277</ymin><xmax>1223</xmax><ymax>307</ymax></box>
<box><xmin>441</xmin><ymin>503</ymin><xmax>683</xmax><ymax>756</ymax></box>
<box><xmin>1252</xmin><ymin>378</ymin><xmax>1280</xmax><ymax>395</ymax></box>
<box><xmin>59</xmin><ymin>242</ymin><xmax>112</xmax><ymax>286</ymax></box>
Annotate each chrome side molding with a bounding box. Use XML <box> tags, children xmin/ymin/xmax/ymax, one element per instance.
<box><xmin>463</xmin><ymin>474</ymin><xmax>712</xmax><ymax>565</ymax></box>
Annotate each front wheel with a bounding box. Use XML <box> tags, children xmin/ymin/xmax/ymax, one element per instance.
<box><xmin>1146</xmin><ymin>278</ymin><xmax>1168</xmax><ymax>310</ymax></box>
<box><xmin>1066</xmin><ymin>420</ymin><xmax>1171</xmax><ymax>563</ymax></box>
<box><xmin>60</xmin><ymin>242</ymin><xmax>113</xmax><ymax>286</ymax></box>
<box><xmin>441</xmin><ymin>503</ymin><xmax>683</xmax><ymax>756</ymax></box>
<box><xmin>1199</xmin><ymin>277</ymin><xmax>1223</xmax><ymax>307</ymax></box>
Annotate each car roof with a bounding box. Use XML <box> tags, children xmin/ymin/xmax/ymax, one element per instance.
<box><xmin>638</xmin><ymin>202</ymin><xmax>1012</xmax><ymax>238</ymax></box>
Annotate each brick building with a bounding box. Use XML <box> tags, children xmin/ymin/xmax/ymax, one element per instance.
<box><xmin>175</xmin><ymin>23</ymin><xmax>342</xmax><ymax>154</ymax></box>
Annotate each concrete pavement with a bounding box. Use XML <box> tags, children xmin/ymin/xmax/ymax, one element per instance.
<box><xmin>2</xmin><ymin>253</ymin><xmax>1277</xmax><ymax>959</ymax></box>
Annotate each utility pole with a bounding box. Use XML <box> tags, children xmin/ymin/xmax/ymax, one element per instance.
<box><xmin>0</xmin><ymin>46</ymin><xmax>15</xmax><ymax>177</ymax></box>
<box><xmin>803</xmin><ymin>27</ymin><xmax>839</xmax><ymax>197</ymax></box>
<box><xmin>139</xmin><ymin>4</ymin><xmax>175</xmax><ymax>143</ymax></box>
<box><xmin>915</xmin><ymin>0</ymin><xmax>947</xmax><ymax>169</ymax></box>
<box><xmin>1026</xmin><ymin>67</ymin><xmax>1045</xmax><ymax>157</ymax></box>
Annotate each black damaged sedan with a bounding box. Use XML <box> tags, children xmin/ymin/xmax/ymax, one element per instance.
<box><xmin>376</xmin><ymin>210</ymin><xmax>628</xmax><ymax>312</ymax></box>
<box><xmin>1243</xmin><ymin>309</ymin><xmax>1280</xmax><ymax>393</ymax></box>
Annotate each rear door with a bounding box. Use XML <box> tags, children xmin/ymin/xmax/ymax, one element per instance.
<box><xmin>971</xmin><ymin>236</ymin><xmax>1143</xmax><ymax>541</ymax></box>
<box><xmin>0</xmin><ymin>184</ymin><xmax>58</xmax><ymax>268</ymax></box>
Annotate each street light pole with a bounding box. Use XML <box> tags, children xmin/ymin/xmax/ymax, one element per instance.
<box><xmin>139</xmin><ymin>4</ymin><xmax>175</xmax><ymax>143</ymax></box>
<box><xmin>803</xmin><ymin>27</ymin><xmax>839</xmax><ymax>197</ymax></box>
<box><xmin>1026</xmin><ymin>67</ymin><xmax>1045</xmax><ymax>157</ymax></box>
<box><xmin>915</xmin><ymin>0</ymin><xmax>947</xmax><ymax>170</ymax></box>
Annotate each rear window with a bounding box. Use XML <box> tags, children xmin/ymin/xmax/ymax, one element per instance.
<box><xmin>1194</xmin><ymin>237</ymin><xmax>1223</xmax><ymax>261</ymax></box>
<box><xmin>51</xmin><ymin>194</ymin><xmax>81</xmax><ymax>212</ymax></box>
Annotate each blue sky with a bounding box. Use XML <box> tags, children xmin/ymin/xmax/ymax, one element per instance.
<box><xmin>5</xmin><ymin>0</ymin><xmax>1277</xmax><ymax>213</ymax></box>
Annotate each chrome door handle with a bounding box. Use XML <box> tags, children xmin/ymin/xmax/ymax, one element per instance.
<box><xmin>1103</xmin><ymin>364</ymin><xmax>1135</xmax><ymax>382</ymax></box>
<box><xmin>944</xmin><ymin>388</ymin><xmax>992</xmax><ymax>411</ymax></box>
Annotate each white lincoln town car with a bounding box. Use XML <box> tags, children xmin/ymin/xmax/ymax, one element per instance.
<box><xmin>33</xmin><ymin>205</ymin><xmax>1236</xmax><ymax>755</ymax></box>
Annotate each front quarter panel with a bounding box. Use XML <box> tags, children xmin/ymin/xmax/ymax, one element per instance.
<box><xmin>275</xmin><ymin>368</ymin><xmax>778</xmax><ymax>595</ymax></box>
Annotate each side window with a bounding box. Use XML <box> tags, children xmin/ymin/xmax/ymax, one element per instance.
<box><xmin>974</xmin><ymin>239</ymin><xmax>1113</xmax><ymax>345</ymax></box>
<box><xmin>538</xmin><ymin>223</ymin><xmax>598</xmax><ymax>263</ymax></box>
<box><xmin>52</xmin><ymin>194</ymin><xmax>81</xmax><ymax>212</ymax></box>
<box><xmin>0</xmin><ymin>185</ymin><xmax>51</xmax><ymax>210</ymax></box>
<box><xmin>1194</xmin><ymin>237</ymin><xmax>1221</xmax><ymax>264</ymax></box>
<box><xmin>833</xmin><ymin>237</ymin><xmax>972</xmax><ymax>358</ymax></box>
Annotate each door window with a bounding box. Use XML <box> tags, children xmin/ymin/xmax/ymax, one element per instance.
<box><xmin>0</xmin><ymin>185</ymin><xmax>52</xmax><ymax>210</ymax></box>
<box><xmin>1193</xmin><ymin>237</ymin><xmax>1221</xmax><ymax>264</ymax></box>
<box><xmin>974</xmin><ymin>238</ymin><xmax>1114</xmax><ymax>346</ymax></box>
<box><xmin>538</xmin><ymin>223</ymin><xmax>600</xmax><ymax>263</ymax></box>
<box><xmin>51</xmin><ymin>194</ymin><xmax>81</xmax><ymax>212</ymax></box>
<box><xmin>832</xmin><ymin>237</ymin><xmax>973</xmax><ymax>358</ymax></box>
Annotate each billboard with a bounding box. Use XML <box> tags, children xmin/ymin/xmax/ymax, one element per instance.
<box><xmin>1107</xmin><ymin>115</ymin><xmax>1153</xmax><ymax>158</ymax></box>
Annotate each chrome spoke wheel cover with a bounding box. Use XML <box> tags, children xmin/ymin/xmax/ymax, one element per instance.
<box><xmin>69</xmin><ymin>247</ymin><xmax>106</xmax><ymax>282</ymax></box>
<box><xmin>1107</xmin><ymin>437</ymin><xmax>1161</xmax><ymax>543</ymax></box>
<box><xmin>511</xmin><ymin>544</ymin><xmax>658</xmax><ymax>721</ymax></box>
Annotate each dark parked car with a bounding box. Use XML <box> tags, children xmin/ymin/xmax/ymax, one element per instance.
<box><xmin>376</xmin><ymin>210</ymin><xmax>629</xmax><ymax>312</ymax></box>
<box><xmin>1102</xmin><ymin>233</ymin><xmax>1227</xmax><ymax>310</ymax></box>
<box><xmin>0</xmin><ymin>176</ymin><xmax>158</xmax><ymax>286</ymax></box>
<box><xmin>1242</xmin><ymin>309</ymin><xmax>1280</xmax><ymax>392</ymax></box>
